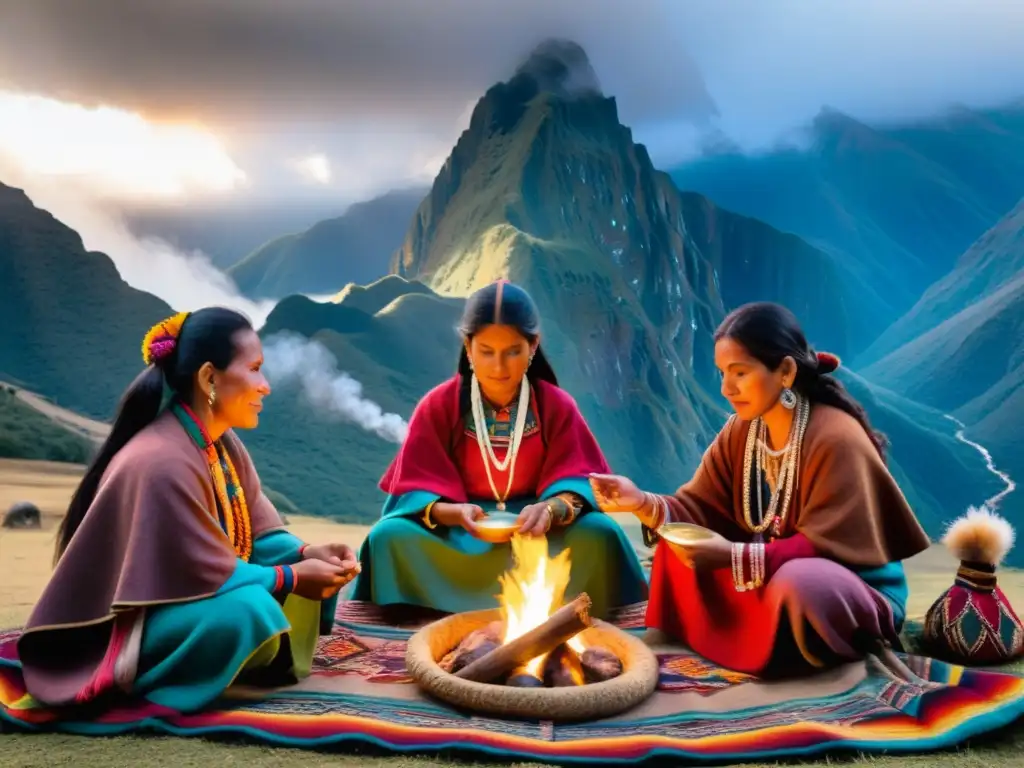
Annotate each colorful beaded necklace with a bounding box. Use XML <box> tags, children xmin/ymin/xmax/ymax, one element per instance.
<box><xmin>171</xmin><ymin>400</ymin><xmax>253</xmax><ymax>561</ymax></box>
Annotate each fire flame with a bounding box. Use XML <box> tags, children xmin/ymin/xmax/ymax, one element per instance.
<box><xmin>498</xmin><ymin>535</ymin><xmax>586</xmax><ymax>677</ymax></box>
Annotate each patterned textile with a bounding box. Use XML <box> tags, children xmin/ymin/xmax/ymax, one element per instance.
<box><xmin>2</xmin><ymin>600</ymin><xmax>1024</xmax><ymax>764</ymax></box>
<box><xmin>923</xmin><ymin>563</ymin><xmax>1024</xmax><ymax>665</ymax></box>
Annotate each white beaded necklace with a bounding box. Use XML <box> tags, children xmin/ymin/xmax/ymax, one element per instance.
<box><xmin>469</xmin><ymin>374</ymin><xmax>531</xmax><ymax>511</ymax></box>
<box><xmin>741</xmin><ymin>394</ymin><xmax>810</xmax><ymax>538</ymax></box>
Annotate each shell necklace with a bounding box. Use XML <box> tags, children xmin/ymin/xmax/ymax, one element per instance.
<box><xmin>741</xmin><ymin>394</ymin><xmax>810</xmax><ymax>538</ymax></box>
<box><xmin>470</xmin><ymin>374</ymin><xmax>530</xmax><ymax>511</ymax></box>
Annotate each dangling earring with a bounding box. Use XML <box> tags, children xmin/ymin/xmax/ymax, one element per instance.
<box><xmin>780</xmin><ymin>387</ymin><xmax>796</xmax><ymax>410</ymax></box>
<box><xmin>529</xmin><ymin>353</ymin><xmax>535</xmax><ymax>367</ymax></box>
<box><xmin>208</xmin><ymin>383</ymin><xmax>217</xmax><ymax>409</ymax></box>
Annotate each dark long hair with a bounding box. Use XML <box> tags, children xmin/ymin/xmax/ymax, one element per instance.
<box><xmin>714</xmin><ymin>302</ymin><xmax>888</xmax><ymax>460</ymax></box>
<box><xmin>54</xmin><ymin>307</ymin><xmax>253</xmax><ymax>563</ymax></box>
<box><xmin>456</xmin><ymin>281</ymin><xmax>558</xmax><ymax>402</ymax></box>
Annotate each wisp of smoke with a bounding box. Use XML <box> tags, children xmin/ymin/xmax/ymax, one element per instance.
<box><xmin>0</xmin><ymin>154</ymin><xmax>276</xmax><ymax>327</ymax></box>
<box><xmin>263</xmin><ymin>332</ymin><xmax>409</xmax><ymax>444</ymax></box>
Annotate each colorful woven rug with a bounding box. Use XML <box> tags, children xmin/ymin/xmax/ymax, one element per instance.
<box><xmin>2</xmin><ymin>601</ymin><xmax>1023</xmax><ymax>764</ymax></box>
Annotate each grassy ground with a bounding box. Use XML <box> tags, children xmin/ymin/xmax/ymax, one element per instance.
<box><xmin>2</xmin><ymin>458</ymin><xmax>1023</xmax><ymax>767</ymax></box>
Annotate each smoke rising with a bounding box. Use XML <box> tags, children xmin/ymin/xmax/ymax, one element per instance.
<box><xmin>0</xmin><ymin>155</ymin><xmax>276</xmax><ymax>327</ymax></box>
<box><xmin>263</xmin><ymin>332</ymin><xmax>409</xmax><ymax>444</ymax></box>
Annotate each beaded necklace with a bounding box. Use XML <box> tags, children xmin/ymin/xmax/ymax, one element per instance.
<box><xmin>740</xmin><ymin>394</ymin><xmax>810</xmax><ymax>539</ymax></box>
<box><xmin>469</xmin><ymin>374</ymin><xmax>530</xmax><ymax>510</ymax></box>
<box><xmin>171</xmin><ymin>400</ymin><xmax>253</xmax><ymax>561</ymax></box>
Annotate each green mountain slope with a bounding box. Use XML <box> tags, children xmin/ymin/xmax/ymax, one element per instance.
<box><xmin>0</xmin><ymin>182</ymin><xmax>172</xmax><ymax>419</ymax></box>
<box><xmin>860</xmin><ymin>198</ymin><xmax>1024</xmax><ymax>363</ymax></box>
<box><xmin>860</xmin><ymin>202</ymin><xmax>1024</xmax><ymax>562</ymax></box>
<box><xmin>229</xmin><ymin>189</ymin><xmax>424</xmax><ymax>300</ymax></box>
<box><xmin>0</xmin><ymin>385</ymin><xmax>93</xmax><ymax>464</ymax></box>
<box><xmin>671</xmin><ymin>104</ymin><xmax>1024</xmax><ymax>348</ymax></box>
<box><xmin>245</xmin><ymin>281</ymin><xmax>463</xmax><ymax>519</ymax></box>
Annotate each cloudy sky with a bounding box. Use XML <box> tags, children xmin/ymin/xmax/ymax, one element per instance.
<box><xmin>2</xmin><ymin>0</ymin><xmax>1023</xmax><ymax>204</ymax></box>
<box><xmin>0</xmin><ymin>0</ymin><xmax>1022</xmax><ymax>318</ymax></box>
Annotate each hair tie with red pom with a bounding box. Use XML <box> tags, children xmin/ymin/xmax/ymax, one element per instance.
<box><xmin>816</xmin><ymin>351</ymin><xmax>841</xmax><ymax>374</ymax></box>
<box><xmin>142</xmin><ymin>312</ymin><xmax>190</xmax><ymax>367</ymax></box>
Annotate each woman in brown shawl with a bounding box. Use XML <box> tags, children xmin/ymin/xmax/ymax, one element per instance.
<box><xmin>17</xmin><ymin>308</ymin><xmax>359</xmax><ymax>713</ymax></box>
<box><xmin>591</xmin><ymin>302</ymin><xmax>932</xmax><ymax>678</ymax></box>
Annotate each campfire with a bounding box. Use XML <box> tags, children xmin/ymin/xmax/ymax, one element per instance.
<box><xmin>438</xmin><ymin>535</ymin><xmax>623</xmax><ymax>687</ymax></box>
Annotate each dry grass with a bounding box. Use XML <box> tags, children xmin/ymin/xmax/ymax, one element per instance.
<box><xmin>2</xmin><ymin>458</ymin><xmax>1023</xmax><ymax>767</ymax></box>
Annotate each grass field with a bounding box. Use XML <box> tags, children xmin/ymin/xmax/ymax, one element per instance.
<box><xmin>1</xmin><ymin>458</ymin><xmax>1023</xmax><ymax>767</ymax></box>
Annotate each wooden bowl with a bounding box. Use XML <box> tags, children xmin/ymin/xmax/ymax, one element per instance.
<box><xmin>475</xmin><ymin>512</ymin><xmax>521</xmax><ymax>544</ymax></box>
<box><xmin>406</xmin><ymin>608</ymin><xmax>660</xmax><ymax>721</ymax></box>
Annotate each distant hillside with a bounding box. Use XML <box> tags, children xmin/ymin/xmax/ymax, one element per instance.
<box><xmin>123</xmin><ymin>199</ymin><xmax>346</xmax><ymax>270</ymax></box>
<box><xmin>863</xmin><ymin>202</ymin><xmax>1024</xmax><ymax>415</ymax></box>
<box><xmin>245</xmin><ymin>280</ymin><xmax>463</xmax><ymax>518</ymax></box>
<box><xmin>0</xmin><ymin>385</ymin><xmax>93</xmax><ymax>464</ymax></box>
<box><xmin>229</xmin><ymin>188</ymin><xmax>425</xmax><ymax>299</ymax></box>
<box><xmin>860</xmin><ymin>201</ymin><xmax>1024</xmax><ymax>559</ymax></box>
<box><xmin>671</xmin><ymin>104</ymin><xmax>1024</xmax><ymax>347</ymax></box>
<box><xmin>0</xmin><ymin>182</ymin><xmax>172</xmax><ymax>419</ymax></box>
<box><xmin>329</xmin><ymin>274</ymin><xmax>461</xmax><ymax>315</ymax></box>
<box><xmin>860</xmin><ymin>198</ymin><xmax>1024</xmax><ymax>364</ymax></box>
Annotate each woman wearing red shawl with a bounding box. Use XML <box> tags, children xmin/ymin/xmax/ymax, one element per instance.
<box><xmin>16</xmin><ymin>308</ymin><xmax>360</xmax><ymax>713</ymax></box>
<box><xmin>351</xmin><ymin>281</ymin><xmax>648</xmax><ymax>618</ymax></box>
<box><xmin>591</xmin><ymin>302</ymin><xmax>931</xmax><ymax>678</ymax></box>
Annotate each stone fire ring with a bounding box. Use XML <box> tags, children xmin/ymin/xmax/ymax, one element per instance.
<box><xmin>406</xmin><ymin>607</ymin><xmax>660</xmax><ymax>722</ymax></box>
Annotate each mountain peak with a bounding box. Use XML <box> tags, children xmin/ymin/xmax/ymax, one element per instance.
<box><xmin>511</xmin><ymin>39</ymin><xmax>602</xmax><ymax>99</ymax></box>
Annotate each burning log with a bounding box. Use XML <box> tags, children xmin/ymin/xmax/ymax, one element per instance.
<box><xmin>454</xmin><ymin>593</ymin><xmax>593</xmax><ymax>683</ymax></box>
<box><xmin>543</xmin><ymin>644</ymin><xmax>585</xmax><ymax>687</ymax></box>
<box><xmin>438</xmin><ymin>621</ymin><xmax>504</xmax><ymax>674</ymax></box>
<box><xmin>580</xmin><ymin>647</ymin><xmax>623</xmax><ymax>683</ymax></box>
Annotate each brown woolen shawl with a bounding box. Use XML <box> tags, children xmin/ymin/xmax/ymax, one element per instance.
<box><xmin>17</xmin><ymin>409</ymin><xmax>285</xmax><ymax>706</ymax></box>
<box><xmin>660</xmin><ymin>404</ymin><xmax>931</xmax><ymax>566</ymax></box>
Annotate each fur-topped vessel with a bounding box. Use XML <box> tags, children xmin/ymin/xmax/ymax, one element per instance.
<box><xmin>923</xmin><ymin>506</ymin><xmax>1023</xmax><ymax>665</ymax></box>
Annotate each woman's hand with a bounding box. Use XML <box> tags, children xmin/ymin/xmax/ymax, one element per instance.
<box><xmin>516</xmin><ymin>502</ymin><xmax>553</xmax><ymax>536</ymax></box>
<box><xmin>431</xmin><ymin>502</ymin><xmax>486</xmax><ymax>535</ymax></box>
<box><xmin>669</xmin><ymin>533</ymin><xmax>732</xmax><ymax>570</ymax></box>
<box><xmin>588</xmin><ymin>473</ymin><xmax>644</xmax><ymax>513</ymax></box>
<box><xmin>291</xmin><ymin>558</ymin><xmax>354</xmax><ymax>601</ymax></box>
<box><xmin>303</xmin><ymin>542</ymin><xmax>359</xmax><ymax>572</ymax></box>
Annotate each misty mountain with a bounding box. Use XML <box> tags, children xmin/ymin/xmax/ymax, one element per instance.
<box><xmin>385</xmin><ymin>40</ymin><xmax>997</xmax><ymax>535</ymax></box>
<box><xmin>122</xmin><ymin>199</ymin><xmax>346</xmax><ymax>269</ymax></box>
<box><xmin>0</xmin><ymin>182</ymin><xmax>172</xmax><ymax>419</ymax></box>
<box><xmin>859</xmin><ymin>201</ymin><xmax>1024</xmax><ymax>538</ymax></box>
<box><xmin>671</xmin><ymin>104</ymin><xmax>1024</xmax><ymax>348</ymax></box>
<box><xmin>228</xmin><ymin>188</ymin><xmax>427</xmax><ymax>299</ymax></box>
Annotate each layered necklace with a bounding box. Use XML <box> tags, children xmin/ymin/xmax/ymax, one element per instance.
<box><xmin>741</xmin><ymin>393</ymin><xmax>810</xmax><ymax>541</ymax></box>
<box><xmin>469</xmin><ymin>374</ymin><xmax>531</xmax><ymax>510</ymax></box>
<box><xmin>171</xmin><ymin>400</ymin><xmax>253</xmax><ymax>560</ymax></box>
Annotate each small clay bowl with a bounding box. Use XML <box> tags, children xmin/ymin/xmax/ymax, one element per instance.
<box><xmin>475</xmin><ymin>512</ymin><xmax>521</xmax><ymax>544</ymax></box>
<box><xmin>659</xmin><ymin>522</ymin><xmax>716</xmax><ymax>558</ymax></box>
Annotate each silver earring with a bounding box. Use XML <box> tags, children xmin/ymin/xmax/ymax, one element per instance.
<box><xmin>780</xmin><ymin>387</ymin><xmax>796</xmax><ymax>410</ymax></box>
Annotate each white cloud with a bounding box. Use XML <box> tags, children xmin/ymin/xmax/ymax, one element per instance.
<box><xmin>294</xmin><ymin>153</ymin><xmax>332</xmax><ymax>185</ymax></box>
<box><xmin>0</xmin><ymin>90</ymin><xmax>246</xmax><ymax>203</ymax></box>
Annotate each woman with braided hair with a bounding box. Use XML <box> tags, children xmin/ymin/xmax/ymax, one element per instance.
<box><xmin>591</xmin><ymin>302</ymin><xmax>931</xmax><ymax>678</ymax></box>
<box><xmin>18</xmin><ymin>308</ymin><xmax>359</xmax><ymax>713</ymax></box>
<box><xmin>352</xmin><ymin>280</ymin><xmax>648</xmax><ymax>618</ymax></box>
